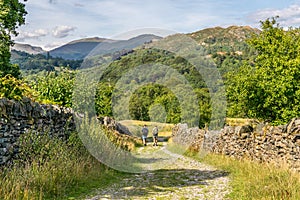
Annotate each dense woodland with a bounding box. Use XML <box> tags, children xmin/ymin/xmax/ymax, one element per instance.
<box><xmin>11</xmin><ymin>50</ymin><xmax>83</xmax><ymax>73</ymax></box>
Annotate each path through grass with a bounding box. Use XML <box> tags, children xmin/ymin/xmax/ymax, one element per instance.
<box><xmin>84</xmin><ymin>142</ymin><xmax>230</xmax><ymax>200</ymax></box>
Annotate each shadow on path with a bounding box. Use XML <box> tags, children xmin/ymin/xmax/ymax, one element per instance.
<box><xmin>88</xmin><ymin>168</ymin><xmax>229</xmax><ymax>199</ymax></box>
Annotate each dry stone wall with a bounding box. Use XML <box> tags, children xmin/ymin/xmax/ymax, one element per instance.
<box><xmin>0</xmin><ymin>98</ymin><xmax>135</xmax><ymax>166</ymax></box>
<box><xmin>0</xmin><ymin>98</ymin><xmax>75</xmax><ymax>165</ymax></box>
<box><xmin>172</xmin><ymin>118</ymin><xmax>300</xmax><ymax>171</ymax></box>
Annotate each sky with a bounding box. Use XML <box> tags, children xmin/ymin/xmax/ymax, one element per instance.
<box><xmin>14</xmin><ymin>0</ymin><xmax>300</xmax><ymax>50</ymax></box>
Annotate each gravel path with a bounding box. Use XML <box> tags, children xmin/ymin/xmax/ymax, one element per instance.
<box><xmin>84</xmin><ymin>143</ymin><xmax>230</xmax><ymax>200</ymax></box>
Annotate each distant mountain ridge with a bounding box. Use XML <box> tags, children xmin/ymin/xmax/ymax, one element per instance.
<box><xmin>48</xmin><ymin>34</ymin><xmax>162</xmax><ymax>60</ymax></box>
<box><xmin>12</xmin><ymin>43</ymin><xmax>45</xmax><ymax>55</ymax></box>
<box><xmin>11</xmin><ymin>26</ymin><xmax>260</xmax><ymax>73</ymax></box>
<box><xmin>12</xmin><ymin>26</ymin><xmax>259</xmax><ymax>60</ymax></box>
<box><xmin>67</xmin><ymin>37</ymin><xmax>113</xmax><ymax>44</ymax></box>
<box><xmin>49</xmin><ymin>39</ymin><xmax>104</xmax><ymax>60</ymax></box>
<box><xmin>87</xmin><ymin>34</ymin><xmax>162</xmax><ymax>57</ymax></box>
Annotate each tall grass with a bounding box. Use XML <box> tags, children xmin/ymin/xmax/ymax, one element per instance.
<box><xmin>196</xmin><ymin>153</ymin><xmax>300</xmax><ymax>200</ymax></box>
<box><xmin>0</xmin><ymin>131</ymin><xmax>124</xmax><ymax>200</ymax></box>
<box><xmin>168</xmin><ymin>140</ymin><xmax>300</xmax><ymax>199</ymax></box>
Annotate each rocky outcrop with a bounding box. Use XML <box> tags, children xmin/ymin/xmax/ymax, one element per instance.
<box><xmin>172</xmin><ymin>118</ymin><xmax>300</xmax><ymax>171</ymax></box>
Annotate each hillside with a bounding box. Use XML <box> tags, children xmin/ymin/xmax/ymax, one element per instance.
<box><xmin>88</xmin><ymin>26</ymin><xmax>260</xmax><ymax>127</ymax></box>
<box><xmin>11</xmin><ymin>26</ymin><xmax>259</xmax><ymax>73</ymax></box>
<box><xmin>186</xmin><ymin>25</ymin><xmax>260</xmax><ymax>74</ymax></box>
<box><xmin>12</xmin><ymin>26</ymin><xmax>260</xmax><ymax>126</ymax></box>
<box><xmin>10</xmin><ymin>34</ymin><xmax>162</xmax><ymax>72</ymax></box>
<box><xmin>99</xmin><ymin>26</ymin><xmax>260</xmax><ymax>81</ymax></box>
<box><xmin>188</xmin><ymin>25</ymin><xmax>260</xmax><ymax>50</ymax></box>
<box><xmin>11</xmin><ymin>50</ymin><xmax>82</xmax><ymax>73</ymax></box>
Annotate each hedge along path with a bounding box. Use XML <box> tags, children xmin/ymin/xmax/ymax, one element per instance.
<box><xmin>84</xmin><ymin>142</ymin><xmax>230</xmax><ymax>200</ymax></box>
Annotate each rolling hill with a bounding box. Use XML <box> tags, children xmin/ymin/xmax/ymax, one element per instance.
<box><xmin>48</xmin><ymin>34</ymin><xmax>162</xmax><ymax>60</ymax></box>
<box><xmin>188</xmin><ymin>25</ymin><xmax>260</xmax><ymax>50</ymax></box>
<box><xmin>11</xmin><ymin>26</ymin><xmax>260</xmax><ymax>73</ymax></box>
<box><xmin>187</xmin><ymin>25</ymin><xmax>260</xmax><ymax>74</ymax></box>
<box><xmin>48</xmin><ymin>37</ymin><xmax>110</xmax><ymax>60</ymax></box>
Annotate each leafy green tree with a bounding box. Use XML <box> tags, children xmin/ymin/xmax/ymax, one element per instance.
<box><xmin>0</xmin><ymin>0</ymin><xmax>27</xmax><ymax>78</ymax></box>
<box><xmin>154</xmin><ymin>92</ymin><xmax>181</xmax><ymax>124</ymax></box>
<box><xmin>30</xmin><ymin>71</ymin><xmax>75</xmax><ymax>107</ymax></box>
<box><xmin>128</xmin><ymin>84</ymin><xmax>181</xmax><ymax>124</ymax></box>
<box><xmin>95</xmin><ymin>82</ymin><xmax>113</xmax><ymax>117</ymax></box>
<box><xmin>227</xmin><ymin>17</ymin><xmax>300</xmax><ymax>124</ymax></box>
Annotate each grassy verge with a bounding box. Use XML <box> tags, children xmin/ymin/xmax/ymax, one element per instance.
<box><xmin>0</xmin><ymin>131</ymin><xmax>127</xmax><ymax>200</ymax></box>
<box><xmin>167</xmin><ymin>140</ymin><xmax>300</xmax><ymax>199</ymax></box>
<box><xmin>194</xmin><ymin>153</ymin><xmax>300</xmax><ymax>200</ymax></box>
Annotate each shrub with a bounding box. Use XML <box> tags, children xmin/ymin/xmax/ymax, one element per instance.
<box><xmin>0</xmin><ymin>74</ymin><xmax>34</xmax><ymax>100</ymax></box>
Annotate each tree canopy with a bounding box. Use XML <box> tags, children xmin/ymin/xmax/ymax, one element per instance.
<box><xmin>226</xmin><ymin>17</ymin><xmax>300</xmax><ymax>124</ymax></box>
<box><xmin>0</xmin><ymin>0</ymin><xmax>27</xmax><ymax>78</ymax></box>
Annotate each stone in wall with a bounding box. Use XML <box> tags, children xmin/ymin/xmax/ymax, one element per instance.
<box><xmin>212</xmin><ymin>122</ymin><xmax>300</xmax><ymax>171</ymax></box>
<box><xmin>172</xmin><ymin>119</ymin><xmax>300</xmax><ymax>171</ymax></box>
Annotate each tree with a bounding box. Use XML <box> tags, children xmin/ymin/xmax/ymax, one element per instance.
<box><xmin>95</xmin><ymin>82</ymin><xmax>113</xmax><ymax>117</ymax></box>
<box><xmin>0</xmin><ymin>0</ymin><xmax>27</xmax><ymax>78</ymax></box>
<box><xmin>128</xmin><ymin>84</ymin><xmax>181</xmax><ymax>123</ymax></box>
<box><xmin>30</xmin><ymin>71</ymin><xmax>75</xmax><ymax>107</ymax></box>
<box><xmin>226</xmin><ymin>17</ymin><xmax>300</xmax><ymax>124</ymax></box>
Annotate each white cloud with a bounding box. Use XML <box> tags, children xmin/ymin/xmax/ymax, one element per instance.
<box><xmin>52</xmin><ymin>25</ymin><xmax>76</xmax><ymax>38</ymax></box>
<box><xmin>18</xmin><ymin>0</ymin><xmax>300</xmax><ymax>49</ymax></box>
<box><xmin>15</xmin><ymin>29</ymin><xmax>48</xmax><ymax>41</ymax></box>
<box><xmin>247</xmin><ymin>5</ymin><xmax>300</xmax><ymax>27</ymax></box>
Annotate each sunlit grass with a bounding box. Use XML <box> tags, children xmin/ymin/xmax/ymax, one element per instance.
<box><xmin>167</xmin><ymin>139</ymin><xmax>300</xmax><ymax>200</ymax></box>
<box><xmin>195</xmin><ymin>153</ymin><xmax>300</xmax><ymax>200</ymax></box>
<box><xmin>0</xmin><ymin>132</ymin><xmax>126</xmax><ymax>200</ymax></box>
<box><xmin>225</xmin><ymin>118</ymin><xmax>259</xmax><ymax>127</ymax></box>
